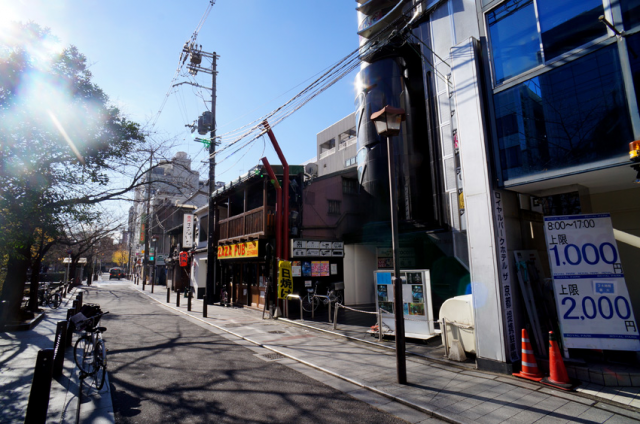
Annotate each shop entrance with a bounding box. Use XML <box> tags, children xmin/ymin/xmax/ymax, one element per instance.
<box><xmin>232</xmin><ymin>264</ymin><xmax>248</xmax><ymax>305</ymax></box>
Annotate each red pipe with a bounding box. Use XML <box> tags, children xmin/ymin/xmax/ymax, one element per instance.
<box><xmin>261</xmin><ymin>157</ymin><xmax>282</xmax><ymax>259</ymax></box>
<box><xmin>262</xmin><ymin>121</ymin><xmax>289</xmax><ymax>261</ymax></box>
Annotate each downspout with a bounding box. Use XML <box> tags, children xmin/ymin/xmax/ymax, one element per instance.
<box><xmin>260</xmin><ymin>157</ymin><xmax>282</xmax><ymax>259</ymax></box>
<box><xmin>262</xmin><ymin>121</ymin><xmax>289</xmax><ymax>261</ymax></box>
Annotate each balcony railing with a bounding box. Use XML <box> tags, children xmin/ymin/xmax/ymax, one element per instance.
<box><xmin>218</xmin><ymin>205</ymin><xmax>275</xmax><ymax>242</ymax></box>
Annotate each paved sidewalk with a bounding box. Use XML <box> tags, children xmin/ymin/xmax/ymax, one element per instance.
<box><xmin>132</xmin><ymin>282</ymin><xmax>640</xmax><ymax>424</ymax></box>
<box><xmin>0</xmin><ymin>288</ymin><xmax>81</xmax><ymax>424</ymax></box>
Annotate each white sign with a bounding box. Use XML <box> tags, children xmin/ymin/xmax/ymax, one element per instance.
<box><xmin>292</xmin><ymin>240</ymin><xmax>306</xmax><ymax>249</ymax></box>
<box><xmin>320</xmin><ymin>241</ymin><xmax>332</xmax><ymax>249</ymax></box>
<box><xmin>307</xmin><ymin>241</ymin><xmax>321</xmax><ymax>249</ymax></box>
<box><xmin>544</xmin><ymin>214</ymin><xmax>639</xmax><ymax>351</ymax></box>
<box><xmin>63</xmin><ymin>258</ymin><xmax>72</xmax><ymax>264</ymax></box>
<box><xmin>332</xmin><ymin>242</ymin><xmax>344</xmax><ymax>249</ymax></box>
<box><xmin>183</xmin><ymin>214</ymin><xmax>194</xmax><ymax>248</ymax></box>
<box><xmin>293</xmin><ymin>249</ymin><xmax>306</xmax><ymax>257</ymax></box>
<box><xmin>493</xmin><ymin>191</ymin><xmax>519</xmax><ymax>361</ymax></box>
<box><xmin>320</xmin><ymin>250</ymin><xmax>332</xmax><ymax>257</ymax></box>
<box><xmin>78</xmin><ymin>258</ymin><xmax>87</xmax><ymax>264</ymax></box>
<box><xmin>332</xmin><ymin>250</ymin><xmax>344</xmax><ymax>257</ymax></box>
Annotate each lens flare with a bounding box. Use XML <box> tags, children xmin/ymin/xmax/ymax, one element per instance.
<box><xmin>47</xmin><ymin>110</ymin><xmax>85</xmax><ymax>165</ymax></box>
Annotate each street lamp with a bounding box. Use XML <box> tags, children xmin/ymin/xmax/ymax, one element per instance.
<box><xmin>371</xmin><ymin>105</ymin><xmax>407</xmax><ymax>384</ymax></box>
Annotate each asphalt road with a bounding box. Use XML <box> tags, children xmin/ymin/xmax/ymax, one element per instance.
<box><xmin>86</xmin><ymin>283</ymin><xmax>414</xmax><ymax>424</ymax></box>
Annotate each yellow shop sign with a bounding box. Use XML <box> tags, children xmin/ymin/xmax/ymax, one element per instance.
<box><xmin>217</xmin><ymin>241</ymin><xmax>259</xmax><ymax>259</ymax></box>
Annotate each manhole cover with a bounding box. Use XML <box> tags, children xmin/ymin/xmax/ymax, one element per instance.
<box><xmin>256</xmin><ymin>352</ymin><xmax>286</xmax><ymax>361</ymax></box>
<box><xmin>267</xmin><ymin>330</ymin><xmax>285</xmax><ymax>334</ymax></box>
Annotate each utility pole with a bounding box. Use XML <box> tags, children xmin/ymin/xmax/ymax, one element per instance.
<box><xmin>142</xmin><ymin>153</ymin><xmax>152</xmax><ymax>290</ymax></box>
<box><xmin>178</xmin><ymin>43</ymin><xmax>219</xmax><ymax>304</ymax></box>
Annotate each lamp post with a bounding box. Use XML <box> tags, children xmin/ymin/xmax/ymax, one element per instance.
<box><xmin>371</xmin><ymin>105</ymin><xmax>407</xmax><ymax>384</ymax></box>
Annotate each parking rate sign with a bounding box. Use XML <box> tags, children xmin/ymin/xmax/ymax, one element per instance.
<box><xmin>544</xmin><ymin>214</ymin><xmax>639</xmax><ymax>351</ymax></box>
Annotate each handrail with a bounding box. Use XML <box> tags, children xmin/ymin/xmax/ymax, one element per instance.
<box><xmin>285</xmin><ymin>294</ymin><xmax>303</xmax><ymax>321</ymax></box>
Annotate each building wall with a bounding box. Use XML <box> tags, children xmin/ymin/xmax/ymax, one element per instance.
<box><xmin>344</xmin><ymin>244</ymin><xmax>377</xmax><ymax>306</ymax></box>
<box><xmin>316</xmin><ymin>113</ymin><xmax>357</xmax><ymax>177</ymax></box>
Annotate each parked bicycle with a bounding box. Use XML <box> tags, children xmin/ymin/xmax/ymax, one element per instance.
<box><xmin>73</xmin><ymin>308</ymin><xmax>109</xmax><ymax>390</ymax></box>
<box><xmin>38</xmin><ymin>283</ymin><xmax>62</xmax><ymax>309</ymax></box>
<box><xmin>301</xmin><ymin>281</ymin><xmax>320</xmax><ymax>312</ymax></box>
<box><xmin>301</xmin><ymin>281</ymin><xmax>344</xmax><ymax>312</ymax></box>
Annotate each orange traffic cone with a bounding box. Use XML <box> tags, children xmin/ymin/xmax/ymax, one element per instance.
<box><xmin>513</xmin><ymin>329</ymin><xmax>543</xmax><ymax>382</ymax></box>
<box><xmin>541</xmin><ymin>331</ymin><xmax>575</xmax><ymax>390</ymax></box>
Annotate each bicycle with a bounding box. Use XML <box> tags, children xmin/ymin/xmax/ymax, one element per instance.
<box><xmin>73</xmin><ymin>310</ymin><xmax>109</xmax><ymax>390</ymax></box>
<box><xmin>38</xmin><ymin>283</ymin><xmax>62</xmax><ymax>309</ymax></box>
<box><xmin>324</xmin><ymin>283</ymin><xmax>344</xmax><ymax>306</ymax></box>
<box><xmin>301</xmin><ymin>281</ymin><xmax>320</xmax><ymax>312</ymax></box>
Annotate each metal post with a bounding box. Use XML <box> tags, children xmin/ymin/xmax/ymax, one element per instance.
<box><xmin>142</xmin><ymin>153</ymin><xmax>152</xmax><ymax>292</ymax></box>
<box><xmin>333</xmin><ymin>304</ymin><xmax>339</xmax><ymax>330</ymax></box>
<box><xmin>387</xmin><ymin>135</ymin><xmax>407</xmax><ymax>384</ymax></box>
<box><xmin>66</xmin><ymin>309</ymin><xmax>74</xmax><ymax>347</ymax></box>
<box><xmin>52</xmin><ymin>321</ymin><xmax>67</xmax><ymax>377</ymax></box>
<box><xmin>167</xmin><ymin>287</ymin><xmax>171</xmax><ymax>303</ymax></box>
<box><xmin>187</xmin><ymin>288</ymin><xmax>192</xmax><ymax>311</ymax></box>
<box><xmin>176</xmin><ymin>289</ymin><xmax>180</xmax><ymax>307</ymax></box>
<box><xmin>203</xmin><ymin>290</ymin><xmax>208</xmax><ymax>318</ymax></box>
<box><xmin>207</xmin><ymin>53</ymin><xmax>219</xmax><ymax>303</ymax></box>
<box><xmin>378</xmin><ymin>309</ymin><xmax>383</xmax><ymax>342</ymax></box>
<box><xmin>24</xmin><ymin>349</ymin><xmax>54</xmax><ymax>424</ymax></box>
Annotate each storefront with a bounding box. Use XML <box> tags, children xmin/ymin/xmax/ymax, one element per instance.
<box><xmin>217</xmin><ymin>240</ymin><xmax>269</xmax><ymax>308</ymax></box>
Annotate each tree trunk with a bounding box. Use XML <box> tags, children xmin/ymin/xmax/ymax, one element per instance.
<box><xmin>0</xmin><ymin>246</ymin><xmax>31</xmax><ymax>324</ymax></box>
<box><xmin>28</xmin><ymin>256</ymin><xmax>43</xmax><ymax>313</ymax></box>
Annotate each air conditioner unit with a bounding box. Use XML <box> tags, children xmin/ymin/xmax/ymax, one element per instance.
<box><xmin>304</xmin><ymin>163</ymin><xmax>318</xmax><ymax>177</ymax></box>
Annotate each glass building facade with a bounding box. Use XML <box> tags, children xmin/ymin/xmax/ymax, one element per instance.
<box><xmin>485</xmin><ymin>0</ymin><xmax>640</xmax><ymax>184</ymax></box>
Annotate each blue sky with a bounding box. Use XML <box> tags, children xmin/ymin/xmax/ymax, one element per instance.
<box><xmin>2</xmin><ymin>0</ymin><xmax>360</xmax><ymax>185</ymax></box>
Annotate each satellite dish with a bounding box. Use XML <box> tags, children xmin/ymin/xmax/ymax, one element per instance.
<box><xmin>304</xmin><ymin>163</ymin><xmax>318</xmax><ymax>177</ymax></box>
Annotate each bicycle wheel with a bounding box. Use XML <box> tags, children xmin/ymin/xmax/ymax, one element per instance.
<box><xmin>74</xmin><ymin>336</ymin><xmax>95</xmax><ymax>374</ymax></box>
<box><xmin>49</xmin><ymin>293</ymin><xmax>62</xmax><ymax>309</ymax></box>
<box><xmin>301</xmin><ymin>295</ymin><xmax>315</xmax><ymax>312</ymax></box>
<box><xmin>91</xmin><ymin>339</ymin><xmax>107</xmax><ymax>390</ymax></box>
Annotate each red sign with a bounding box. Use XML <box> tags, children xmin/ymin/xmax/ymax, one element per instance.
<box><xmin>179</xmin><ymin>251</ymin><xmax>188</xmax><ymax>267</ymax></box>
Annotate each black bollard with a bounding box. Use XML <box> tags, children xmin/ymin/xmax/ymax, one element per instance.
<box><xmin>176</xmin><ymin>289</ymin><xmax>180</xmax><ymax>307</ymax></box>
<box><xmin>151</xmin><ymin>280</ymin><xmax>154</xmax><ymax>293</ymax></box>
<box><xmin>167</xmin><ymin>287</ymin><xmax>170</xmax><ymax>303</ymax></box>
<box><xmin>52</xmin><ymin>321</ymin><xmax>67</xmax><ymax>377</ymax></box>
<box><xmin>66</xmin><ymin>310</ymin><xmax>74</xmax><ymax>347</ymax></box>
<box><xmin>24</xmin><ymin>349</ymin><xmax>54</xmax><ymax>424</ymax></box>
<box><xmin>76</xmin><ymin>292</ymin><xmax>83</xmax><ymax>310</ymax></box>
<box><xmin>72</xmin><ymin>300</ymin><xmax>78</xmax><ymax>315</ymax></box>
<box><xmin>187</xmin><ymin>289</ymin><xmax>192</xmax><ymax>312</ymax></box>
<box><xmin>203</xmin><ymin>291</ymin><xmax>208</xmax><ymax>318</ymax></box>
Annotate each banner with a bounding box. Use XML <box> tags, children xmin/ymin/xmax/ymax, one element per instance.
<box><xmin>217</xmin><ymin>241</ymin><xmax>259</xmax><ymax>259</ymax></box>
<box><xmin>278</xmin><ymin>261</ymin><xmax>293</xmax><ymax>299</ymax></box>
<box><xmin>544</xmin><ymin>214</ymin><xmax>639</xmax><ymax>351</ymax></box>
<box><xmin>183</xmin><ymin>214</ymin><xmax>194</xmax><ymax>248</ymax></box>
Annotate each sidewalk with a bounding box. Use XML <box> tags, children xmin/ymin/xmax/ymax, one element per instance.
<box><xmin>0</xmin><ymin>287</ymin><xmax>81</xmax><ymax>424</ymax></box>
<box><xmin>133</xmin><ymin>282</ymin><xmax>640</xmax><ymax>424</ymax></box>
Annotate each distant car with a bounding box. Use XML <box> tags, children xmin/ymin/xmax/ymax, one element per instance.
<box><xmin>109</xmin><ymin>268</ymin><xmax>125</xmax><ymax>280</ymax></box>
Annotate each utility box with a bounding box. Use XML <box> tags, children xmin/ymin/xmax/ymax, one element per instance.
<box><xmin>439</xmin><ymin>294</ymin><xmax>476</xmax><ymax>354</ymax></box>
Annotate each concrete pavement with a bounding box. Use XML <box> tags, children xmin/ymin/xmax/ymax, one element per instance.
<box><xmin>0</xmin><ymin>286</ymin><xmax>81</xmax><ymax>424</ymax></box>
<box><xmin>131</xmin><ymin>281</ymin><xmax>640</xmax><ymax>424</ymax></box>
<box><xmin>3</xmin><ymin>276</ymin><xmax>640</xmax><ymax>423</ymax></box>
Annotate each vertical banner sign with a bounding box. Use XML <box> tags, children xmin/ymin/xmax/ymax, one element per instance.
<box><xmin>492</xmin><ymin>191</ymin><xmax>519</xmax><ymax>362</ymax></box>
<box><xmin>278</xmin><ymin>261</ymin><xmax>293</xmax><ymax>299</ymax></box>
<box><xmin>544</xmin><ymin>214</ymin><xmax>639</xmax><ymax>351</ymax></box>
<box><xmin>183</xmin><ymin>214</ymin><xmax>194</xmax><ymax>248</ymax></box>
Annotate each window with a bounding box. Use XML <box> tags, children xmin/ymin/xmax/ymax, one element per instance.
<box><xmin>328</xmin><ymin>200</ymin><xmax>341</xmax><ymax>215</ymax></box>
<box><xmin>345</xmin><ymin>156</ymin><xmax>356</xmax><ymax>167</ymax></box>
<box><xmin>487</xmin><ymin>0</ymin><xmax>542</xmax><ymax>85</ymax></box>
<box><xmin>537</xmin><ymin>0</ymin><xmax>606</xmax><ymax>60</ymax></box>
<box><xmin>487</xmin><ymin>0</ymin><xmax>607</xmax><ymax>85</ymax></box>
<box><xmin>199</xmin><ymin>216</ymin><xmax>208</xmax><ymax>242</ymax></box>
<box><xmin>342</xmin><ymin>178</ymin><xmax>358</xmax><ymax>194</ymax></box>
<box><xmin>622</xmin><ymin>0</ymin><xmax>640</xmax><ymax>30</ymax></box>
<box><xmin>493</xmin><ymin>44</ymin><xmax>633</xmax><ymax>181</ymax></box>
<box><xmin>627</xmin><ymin>32</ymin><xmax>640</xmax><ymax>112</ymax></box>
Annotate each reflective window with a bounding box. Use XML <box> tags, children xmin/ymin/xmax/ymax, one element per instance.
<box><xmin>487</xmin><ymin>0</ymin><xmax>542</xmax><ymax>84</ymax></box>
<box><xmin>493</xmin><ymin>44</ymin><xmax>633</xmax><ymax>181</ymax></box>
<box><xmin>487</xmin><ymin>0</ymin><xmax>610</xmax><ymax>85</ymax></box>
<box><xmin>627</xmin><ymin>32</ymin><xmax>640</xmax><ymax>112</ymax></box>
<box><xmin>537</xmin><ymin>0</ymin><xmax>606</xmax><ymax>59</ymax></box>
<box><xmin>622</xmin><ymin>0</ymin><xmax>640</xmax><ymax>30</ymax></box>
